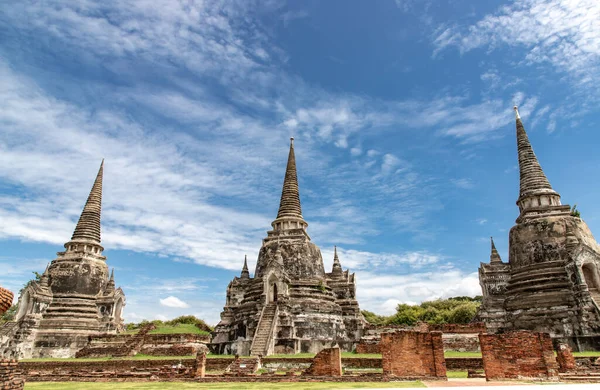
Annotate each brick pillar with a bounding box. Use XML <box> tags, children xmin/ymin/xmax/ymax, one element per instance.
<box><xmin>556</xmin><ymin>343</ymin><xmax>576</xmax><ymax>372</ymax></box>
<box><xmin>192</xmin><ymin>352</ymin><xmax>206</xmax><ymax>378</ymax></box>
<box><xmin>0</xmin><ymin>359</ymin><xmax>24</xmax><ymax>390</ymax></box>
<box><xmin>303</xmin><ymin>347</ymin><xmax>342</xmax><ymax>376</ymax></box>
<box><xmin>381</xmin><ymin>330</ymin><xmax>447</xmax><ymax>379</ymax></box>
<box><xmin>0</xmin><ymin>287</ymin><xmax>14</xmax><ymax>315</ymax></box>
<box><xmin>479</xmin><ymin>331</ymin><xmax>558</xmax><ymax>381</ymax></box>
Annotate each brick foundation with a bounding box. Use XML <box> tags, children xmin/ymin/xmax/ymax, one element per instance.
<box><xmin>303</xmin><ymin>347</ymin><xmax>342</xmax><ymax>376</ymax></box>
<box><xmin>380</xmin><ymin>331</ymin><xmax>446</xmax><ymax>379</ymax></box>
<box><xmin>556</xmin><ymin>343</ymin><xmax>576</xmax><ymax>372</ymax></box>
<box><xmin>0</xmin><ymin>359</ymin><xmax>24</xmax><ymax>390</ymax></box>
<box><xmin>355</xmin><ymin>343</ymin><xmax>380</xmax><ymax>354</ymax></box>
<box><xmin>479</xmin><ymin>331</ymin><xmax>558</xmax><ymax>381</ymax></box>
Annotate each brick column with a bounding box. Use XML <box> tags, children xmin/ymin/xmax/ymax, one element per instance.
<box><xmin>381</xmin><ymin>330</ymin><xmax>446</xmax><ymax>379</ymax></box>
<box><xmin>556</xmin><ymin>343</ymin><xmax>576</xmax><ymax>372</ymax></box>
<box><xmin>192</xmin><ymin>352</ymin><xmax>206</xmax><ymax>378</ymax></box>
<box><xmin>0</xmin><ymin>359</ymin><xmax>24</xmax><ymax>390</ymax></box>
<box><xmin>479</xmin><ymin>331</ymin><xmax>558</xmax><ymax>380</ymax></box>
<box><xmin>303</xmin><ymin>347</ymin><xmax>342</xmax><ymax>376</ymax></box>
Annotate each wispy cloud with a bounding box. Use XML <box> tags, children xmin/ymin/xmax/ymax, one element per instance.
<box><xmin>433</xmin><ymin>0</ymin><xmax>600</xmax><ymax>84</ymax></box>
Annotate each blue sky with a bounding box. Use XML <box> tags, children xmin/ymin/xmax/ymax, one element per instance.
<box><xmin>1</xmin><ymin>0</ymin><xmax>599</xmax><ymax>325</ymax></box>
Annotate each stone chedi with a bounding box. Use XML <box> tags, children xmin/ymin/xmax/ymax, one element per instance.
<box><xmin>478</xmin><ymin>107</ymin><xmax>600</xmax><ymax>346</ymax></box>
<box><xmin>0</xmin><ymin>161</ymin><xmax>125</xmax><ymax>358</ymax></box>
<box><xmin>211</xmin><ymin>139</ymin><xmax>365</xmax><ymax>356</ymax></box>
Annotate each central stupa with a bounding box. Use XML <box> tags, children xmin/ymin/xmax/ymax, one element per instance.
<box><xmin>211</xmin><ymin>139</ymin><xmax>365</xmax><ymax>355</ymax></box>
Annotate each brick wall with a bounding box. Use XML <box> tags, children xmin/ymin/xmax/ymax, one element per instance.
<box><xmin>556</xmin><ymin>343</ymin><xmax>576</xmax><ymax>372</ymax></box>
<box><xmin>303</xmin><ymin>347</ymin><xmax>342</xmax><ymax>376</ymax></box>
<box><xmin>0</xmin><ymin>287</ymin><xmax>14</xmax><ymax>315</ymax></box>
<box><xmin>429</xmin><ymin>323</ymin><xmax>487</xmax><ymax>334</ymax></box>
<box><xmin>479</xmin><ymin>331</ymin><xmax>558</xmax><ymax>380</ymax></box>
<box><xmin>0</xmin><ymin>359</ymin><xmax>24</xmax><ymax>390</ymax></box>
<box><xmin>380</xmin><ymin>331</ymin><xmax>446</xmax><ymax>379</ymax></box>
<box><xmin>355</xmin><ymin>343</ymin><xmax>380</xmax><ymax>354</ymax></box>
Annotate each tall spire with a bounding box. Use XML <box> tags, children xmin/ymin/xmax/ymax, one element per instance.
<box><xmin>241</xmin><ymin>255</ymin><xmax>250</xmax><ymax>279</ymax></box>
<box><xmin>105</xmin><ymin>268</ymin><xmax>115</xmax><ymax>293</ymax></box>
<box><xmin>490</xmin><ymin>237</ymin><xmax>502</xmax><ymax>264</ymax></box>
<box><xmin>276</xmin><ymin>138</ymin><xmax>303</xmax><ymax>219</ymax></box>
<box><xmin>71</xmin><ymin>160</ymin><xmax>103</xmax><ymax>244</ymax></box>
<box><xmin>515</xmin><ymin>106</ymin><xmax>558</xmax><ymax>200</ymax></box>
<box><xmin>332</xmin><ymin>246</ymin><xmax>343</xmax><ymax>274</ymax></box>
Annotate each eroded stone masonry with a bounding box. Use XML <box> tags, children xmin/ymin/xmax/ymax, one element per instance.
<box><xmin>0</xmin><ymin>161</ymin><xmax>126</xmax><ymax>359</ymax></box>
<box><xmin>0</xmin><ymin>286</ymin><xmax>24</xmax><ymax>390</ymax></box>
<box><xmin>478</xmin><ymin>107</ymin><xmax>600</xmax><ymax>349</ymax></box>
<box><xmin>211</xmin><ymin>139</ymin><xmax>365</xmax><ymax>356</ymax></box>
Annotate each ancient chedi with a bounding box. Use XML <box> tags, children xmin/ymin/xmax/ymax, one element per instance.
<box><xmin>211</xmin><ymin>139</ymin><xmax>364</xmax><ymax>356</ymax></box>
<box><xmin>478</xmin><ymin>107</ymin><xmax>600</xmax><ymax>347</ymax></box>
<box><xmin>0</xmin><ymin>161</ymin><xmax>125</xmax><ymax>358</ymax></box>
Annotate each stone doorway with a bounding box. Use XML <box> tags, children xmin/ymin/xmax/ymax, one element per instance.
<box><xmin>272</xmin><ymin>283</ymin><xmax>278</xmax><ymax>302</ymax></box>
<box><xmin>582</xmin><ymin>263</ymin><xmax>600</xmax><ymax>302</ymax></box>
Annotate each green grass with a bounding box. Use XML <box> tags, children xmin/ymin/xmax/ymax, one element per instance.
<box><xmin>443</xmin><ymin>351</ymin><xmax>482</xmax><ymax>358</ymax></box>
<box><xmin>24</xmin><ymin>382</ymin><xmax>426</xmax><ymax>389</ymax></box>
<box><xmin>446</xmin><ymin>371</ymin><xmax>468</xmax><ymax>378</ymax></box>
<box><xmin>573</xmin><ymin>351</ymin><xmax>600</xmax><ymax>357</ymax></box>
<box><xmin>148</xmin><ymin>324</ymin><xmax>210</xmax><ymax>335</ymax></box>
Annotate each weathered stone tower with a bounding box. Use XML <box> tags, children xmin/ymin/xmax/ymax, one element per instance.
<box><xmin>478</xmin><ymin>107</ymin><xmax>600</xmax><ymax>348</ymax></box>
<box><xmin>211</xmin><ymin>139</ymin><xmax>365</xmax><ymax>355</ymax></box>
<box><xmin>0</xmin><ymin>161</ymin><xmax>126</xmax><ymax>358</ymax></box>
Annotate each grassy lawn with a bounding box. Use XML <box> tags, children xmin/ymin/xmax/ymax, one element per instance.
<box><xmin>148</xmin><ymin>324</ymin><xmax>210</xmax><ymax>335</ymax></box>
<box><xmin>446</xmin><ymin>371</ymin><xmax>468</xmax><ymax>378</ymax></box>
<box><xmin>573</xmin><ymin>351</ymin><xmax>600</xmax><ymax>357</ymax></box>
<box><xmin>443</xmin><ymin>351</ymin><xmax>482</xmax><ymax>358</ymax></box>
<box><xmin>24</xmin><ymin>382</ymin><xmax>426</xmax><ymax>389</ymax></box>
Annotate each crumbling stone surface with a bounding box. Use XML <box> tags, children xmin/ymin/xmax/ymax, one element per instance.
<box><xmin>0</xmin><ymin>359</ymin><xmax>24</xmax><ymax>390</ymax></box>
<box><xmin>478</xmin><ymin>113</ymin><xmax>600</xmax><ymax>342</ymax></box>
<box><xmin>479</xmin><ymin>331</ymin><xmax>558</xmax><ymax>381</ymax></box>
<box><xmin>556</xmin><ymin>343</ymin><xmax>576</xmax><ymax>372</ymax></box>
<box><xmin>211</xmin><ymin>141</ymin><xmax>365</xmax><ymax>356</ymax></box>
<box><xmin>1</xmin><ymin>162</ymin><xmax>126</xmax><ymax>359</ymax></box>
<box><xmin>224</xmin><ymin>356</ymin><xmax>261</xmax><ymax>376</ymax></box>
<box><xmin>303</xmin><ymin>347</ymin><xmax>341</xmax><ymax>377</ymax></box>
<box><xmin>380</xmin><ymin>331</ymin><xmax>446</xmax><ymax>379</ymax></box>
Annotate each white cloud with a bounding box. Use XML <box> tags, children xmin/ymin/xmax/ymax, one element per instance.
<box><xmin>452</xmin><ymin>178</ymin><xmax>475</xmax><ymax>190</ymax></box>
<box><xmin>159</xmin><ymin>296</ymin><xmax>190</xmax><ymax>308</ymax></box>
<box><xmin>434</xmin><ymin>0</ymin><xmax>600</xmax><ymax>83</ymax></box>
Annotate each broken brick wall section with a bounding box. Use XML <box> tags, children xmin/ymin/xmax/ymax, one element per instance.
<box><xmin>303</xmin><ymin>347</ymin><xmax>342</xmax><ymax>377</ymax></box>
<box><xmin>479</xmin><ymin>331</ymin><xmax>558</xmax><ymax>380</ymax></box>
<box><xmin>556</xmin><ymin>343</ymin><xmax>576</xmax><ymax>372</ymax></box>
<box><xmin>380</xmin><ymin>331</ymin><xmax>446</xmax><ymax>379</ymax></box>
<box><xmin>192</xmin><ymin>352</ymin><xmax>206</xmax><ymax>378</ymax></box>
<box><xmin>0</xmin><ymin>359</ymin><xmax>24</xmax><ymax>390</ymax></box>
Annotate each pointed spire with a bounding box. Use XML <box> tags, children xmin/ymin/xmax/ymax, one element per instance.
<box><xmin>241</xmin><ymin>255</ymin><xmax>250</xmax><ymax>279</ymax></box>
<box><xmin>514</xmin><ymin>106</ymin><xmax>558</xmax><ymax>200</ymax></box>
<box><xmin>40</xmin><ymin>263</ymin><xmax>50</xmax><ymax>288</ymax></box>
<box><xmin>71</xmin><ymin>160</ymin><xmax>104</xmax><ymax>244</ymax></box>
<box><xmin>332</xmin><ymin>246</ymin><xmax>343</xmax><ymax>274</ymax></box>
<box><xmin>276</xmin><ymin>138</ymin><xmax>303</xmax><ymax>220</ymax></box>
<box><xmin>105</xmin><ymin>268</ymin><xmax>115</xmax><ymax>293</ymax></box>
<box><xmin>490</xmin><ymin>237</ymin><xmax>502</xmax><ymax>264</ymax></box>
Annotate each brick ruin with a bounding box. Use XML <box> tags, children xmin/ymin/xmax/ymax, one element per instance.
<box><xmin>380</xmin><ymin>331</ymin><xmax>446</xmax><ymax>379</ymax></box>
<box><xmin>211</xmin><ymin>139</ymin><xmax>365</xmax><ymax>356</ymax></box>
<box><xmin>356</xmin><ymin>322</ymin><xmax>485</xmax><ymax>353</ymax></box>
<box><xmin>303</xmin><ymin>347</ymin><xmax>342</xmax><ymax>377</ymax></box>
<box><xmin>478</xmin><ymin>108</ymin><xmax>600</xmax><ymax>349</ymax></box>
<box><xmin>0</xmin><ymin>161</ymin><xmax>126</xmax><ymax>359</ymax></box>
<box><xmin>556</xmin><ymin>343</ymin><xmax>576</xmax><ymax>372</ymax></box>
<box><xmin>479</xmin><ymin>331</ymin><xmax>558</xmax><ymax>381</ymax></box>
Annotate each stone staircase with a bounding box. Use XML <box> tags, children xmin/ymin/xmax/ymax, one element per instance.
<box><xmin>0</xmin><ymin>321</ymin><xmax>17</xmax><ymax>336</ymax></box>
<box><xmin>559</xmin><ymin>372</ymin><xmax>600</xmax><ymax>382</ymax></box>
<box><xmin>250</xmin><ymin>303</ymin><xmax>277</xmax><ymax>356</ymax></box>
<box><xmin>224</xmin><ymin>356</ymin><xmax>261</xmax><ymax>376</ymax></box>
<box><xmin>112</xmin><ymin>323</ymin><xmax>156</xmax><ymax>357</ymax></box>
<box><xmin>588</xmin><ymin>288</ymin><xmax>600</xmax><ymax>304</ymax></box>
